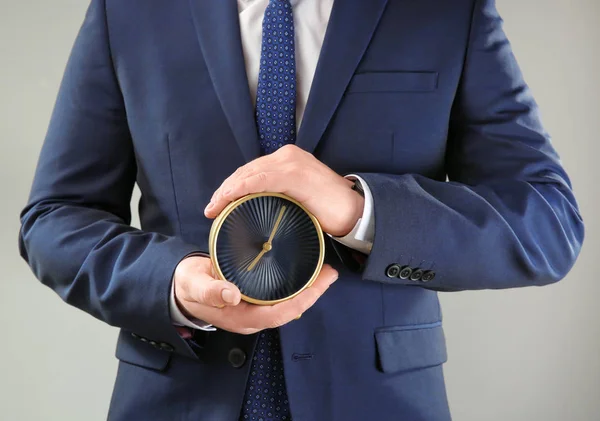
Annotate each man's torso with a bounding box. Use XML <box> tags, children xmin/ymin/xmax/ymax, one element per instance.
<box><xmin>106</xmin><ymin>1</ymin><xmax>472</xmax><ymax>419</ymax></box>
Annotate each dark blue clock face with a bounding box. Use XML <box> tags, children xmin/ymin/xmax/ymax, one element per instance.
<box><xmin>214</xmin><ymin>195</ymin><xmax>322</xmax><ymax>303</ymax></box>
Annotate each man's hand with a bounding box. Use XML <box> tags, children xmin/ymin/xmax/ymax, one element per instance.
<box><xmin>204</xmin><ymin>145</ymin><xmax>365</xmax><ymax>237</ymax></box>
<box><xmin>173</xmin><ymin>255</ymin><xmax>338</xmax><ymax>334</ymax></box>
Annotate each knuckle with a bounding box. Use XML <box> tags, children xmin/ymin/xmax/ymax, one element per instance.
<box><xmin>221</xmin><ymin>184</ymin><xmax>232</xmax><ymax>195</ymax></box>
<box><xmin>198</xmin><ymin>286</ymin><xmax>217</xmax><ymax>305</ymax></box>
<box><xmin>255</xmin><ymin>172</ymin><xmax>268</xmax><ymax>184</ymax></box>
<box><xmin>230</xmin><ymin>169</ymin><xmax>242</xmax><ymax>181</ymax></box>
<box><xmin>212</xmin><ymin>190</ymin><xmax>222</xmax><ymax>202</ymax></box>
<box><xmin>180</xmin><ymin>277</ymin><xmax>194</xmax><ymax>299</ymax></box>
<box><xmin>173</xmin><ymin>267</ymin><xmax>187</xmax><ymax>289</ymax></box>
<box><xmin>298</xmin><ymin>294</ymin><xmax>319</xmax><ymax>311</ymax></box>
<box><xmin>196</xmin><ymin>287</ymin><xmax>210</xmax><ymax>304</ymax></box>
<box><xmin>174</xmin><ymin>280</ymin><xmax>189</xmax><ymax>302</ymax></box>
<box><xmin>279</xmin><ymin>144</ymin><xmax>296</xmax><ymax>158</ymax></box>
<box><xmin>233</xmin><ymin>166</ymin><xmax>245</xmax><ymax>177</ymax></box>
<box><xmin>241</xmin><ymin>166</ymin><xmax>255</xmax><ymax>178</ymax></box>
<box><xmin>268</xmin><ymin>318</ymin><xmax>286</xmax><ymax>329</ymax></box>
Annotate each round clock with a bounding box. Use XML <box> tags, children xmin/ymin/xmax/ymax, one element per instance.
<box><xmin>208</xmin><ymin>193</ymin><xmax>325</xmax><ymax>305</ymax></box>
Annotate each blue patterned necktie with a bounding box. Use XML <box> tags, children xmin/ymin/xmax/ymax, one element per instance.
<box><xmin>255</xmin><ymin>0</ymin><xmax>297</xmax><ymax>155</ymax></box>
<box><xmin>239</xmin><ymin>1</ymin><xmax>295</xmax><ymax>420</ymax></box>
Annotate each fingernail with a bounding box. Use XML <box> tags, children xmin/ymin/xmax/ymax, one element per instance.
<box><xmin>329</xmin><ymin>275</ymin><xmax>339</xmax><ymax>284</ymax></box>
<box><xmin>222</xmin><ymin>289</ymin><xmax>235</xmax><ymax>304</ymax></box>
<box><xmin>204</xmin><ymin>202</ymin><xmax>214</xmax><ymax>213</ymax></box>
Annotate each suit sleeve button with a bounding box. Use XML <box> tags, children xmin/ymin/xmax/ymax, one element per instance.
<box><xmin>160</xmin><ymin>342</ymin><xmax>175</xmax><ymax>352</ymax></box>
<box><xmin>228</xmin><ymin>348</ymin><xmax>247</xmax><ymax>368</ymax></box>
<box><xmin>421</xmin><ymin>271</ymin><xmax>436</xmax><ymax>282</ymax></box>
<box><xmin>398</xmin><ymin>266</ymin><xmax>413</xmax><ymax>280</ymax></box>
<box><xmin>385</xmin><ymin>264</ymin><xmax>401</xmax><ymax>278</ymax></box>
<box><xmin>410</xmin><ymin>269</ymin><xmax>424</xmax><ymax>282</ymax></box>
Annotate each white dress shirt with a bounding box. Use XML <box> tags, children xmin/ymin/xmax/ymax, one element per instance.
<box><xmin>170</xmin><ymin>0</ymin><xmax>375</xmax><ymax>330</ymax></box>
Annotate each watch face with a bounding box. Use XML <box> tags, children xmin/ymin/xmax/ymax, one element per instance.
<box><xmin>209</xmin><ymin>193</ymin><xmax>325</xmax><ymax>305</ymax></box>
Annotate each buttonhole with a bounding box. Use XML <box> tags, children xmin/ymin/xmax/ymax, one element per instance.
<box><xmin>292</xmin><ymin>353</ymin><xmax>313</xmax><ymax>362</ymax></box>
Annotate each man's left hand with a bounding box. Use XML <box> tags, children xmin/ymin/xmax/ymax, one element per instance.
<box><xmin>204</xmin><ymin>145</ymin><xmax>364</xmax><ymax>237</ymax></box>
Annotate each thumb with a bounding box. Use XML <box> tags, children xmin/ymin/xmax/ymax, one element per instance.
<box><xmin>186</xmin><ymin>273</ymin><xmax>243</xmax><ymax>308</ymax></box>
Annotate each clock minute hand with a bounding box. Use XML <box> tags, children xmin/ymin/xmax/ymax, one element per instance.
<box><xmin>247</xmin><ymin>205</ymin><xmax>287</xmax><ymax>272</ymax></box>
<box><xmin>267</xmin><ymin>205</ymin><xmax>287</xmax><ymax>245</ymax></box>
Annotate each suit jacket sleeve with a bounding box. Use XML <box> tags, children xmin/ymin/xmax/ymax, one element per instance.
<box><xmin>18</xmin><ymin>0</ymin><xmax>202</xmax><ymax>359</ymax></box>
<box><xmin>357</xmin><ymin>0</ymin><xmax>584</xmax><ymax>291</ymax></box>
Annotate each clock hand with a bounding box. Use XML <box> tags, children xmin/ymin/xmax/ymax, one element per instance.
<box><xmin>247</xmin><ymin>247</ymin><xmax>267</xmax><ymax>272</ymax></box>
<box><xmin>267</xmin><ymin>205</ymin><xmax>287</xmax><ymax>245</ymax></box>
<box><xmin>247</xmin><ymin>205</ymin><xmax>286</xmax><ymax>272</ymax></box>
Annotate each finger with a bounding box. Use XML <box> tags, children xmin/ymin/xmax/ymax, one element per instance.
<box><xmin>183</xmin><ymin>300</ymin><xmax>260</xmax><ymax>335</ymax></box>
<box><xmin>184</xmin><ymin>272</ymin><xmax>242</xmax><ymax>308</ymax></box>
<box><xmin>189</xmin><ymin>265</ymin><xmax>338</xmax><ymax>334</ymax></box>
<box><xmin>283</xmin><ymin>264</ymin><xmax>339</xmax><ymax>312</ymax></box>
<box><xmin>205</xmin><ymin>172</ymin><xmax>257</xmax><ymax>219</ymax></box>
<box><xmin>207</xmin><ymin>156</ymin><xmax>272</xmax><ymax>212</ymax></box>
<box><xmin>224</xmin><ymin>165</ymin><xmax>259</xmax><ymax>193</ymax></box>
<box><xmin>249</xmin><ymin>264</ymin><xmax>339</xmax><ymax>329</ymax></box>
<box><xmin>225</xmin><ymin>158</ymin><xmax>313</xmax><ymax>205</ymax></box>
<box><xmin>305</xmin><ymin>264</ymin><xmax>339</xmax><ymax>295</ymax></box>
<box><xmin>205</xmin><ymin>151</ymin><xmax>293</xmax><ymax>218</ymax></box>
<box><xmin>209</xmin><ymin>145</ymin><xmax>306</xmax><ymax>209</ymax></box>
<box><xmin>210</xmin><ymin>165</ymin><xmax>253</xmax><ymax>205</ymax></box>
<box><xmin>205</xmin><ymin>171</ymin><xmax>270</xmax><ymax>218</ymax></box>
<box><xmin>211</xmin><ymin>170</ymin><xmax>298</xmax><ymax>218</ymax></box>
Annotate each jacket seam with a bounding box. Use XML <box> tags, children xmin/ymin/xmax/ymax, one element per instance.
<box><xmin>166</xmin><ymin>134</ymin><xmax>184</xmax><ymax>237</ymax></box>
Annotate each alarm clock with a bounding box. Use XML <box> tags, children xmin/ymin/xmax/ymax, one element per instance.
<box><xmin>208</xmin><ymin>193</ymin><xmax>325</xmax><ymax>305</ymax></box>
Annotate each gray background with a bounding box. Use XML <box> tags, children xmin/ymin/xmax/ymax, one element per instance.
<box><xmin>1</xmin><ymin>1</ymin><xmax>598</xmax><ymax>420</ymax></box>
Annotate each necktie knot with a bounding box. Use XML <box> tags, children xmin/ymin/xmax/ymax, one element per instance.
<box><xmin>268</xmin><ymin>0</ymin><xmax>292</xmax><ymax>7</ymax></box>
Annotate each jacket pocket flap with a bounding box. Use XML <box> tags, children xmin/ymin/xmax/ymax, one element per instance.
<box><xmin>375</xmin><ymin>322</ymin><xmax>447</xmax><ymax>373</ymax></box>
<box><xmin>347</xmin><ymin>71</ymin><xmax>438</xmax><ymax>93</ymax></box>
<box><xmin>115</xmin><ymin>330</ymin><xmax>172</xmax><ymax>371</ymax></box>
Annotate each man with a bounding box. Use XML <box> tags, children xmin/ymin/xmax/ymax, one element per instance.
<box><xmin>19</xmin><ymin>0</ymin><xmax>584</xmax><ymax>420</ymax></box>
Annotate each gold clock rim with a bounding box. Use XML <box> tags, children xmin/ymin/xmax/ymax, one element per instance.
<box><xmin>208</xmin><ymin>192</ymin><xmax>326</xmax><ymax>306</ymax></box>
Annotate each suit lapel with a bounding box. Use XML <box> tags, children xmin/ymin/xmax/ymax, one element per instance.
<box><xmin>189</xmin><ymin>0</ymin><xmax>261</xmax><ymax>163</ymax></box>
<box><xmin>296</xmin><ymin>0</ymin><xmax>389</xmax><ymax>154</ymax></box>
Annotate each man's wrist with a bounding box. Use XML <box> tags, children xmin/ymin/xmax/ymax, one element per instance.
<box><xmin>338</xmin><ymin>178</ymin><xmax>365</xmax><ymax>237</ymax></box>
<box><xmin>170</xmin><ymin>252</ymin><xmax>216</xmax><ymax>332</ymax></box>
<box><xmin>328</xmin><ymin>175</ymin><xmax>374</xmax><ymax>255</ymax></box>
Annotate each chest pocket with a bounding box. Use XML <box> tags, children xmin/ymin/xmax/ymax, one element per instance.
<box><xmin>317</xmin><ymin>71</ymin><xmax>440</xmax><ymax>175</ymax></box>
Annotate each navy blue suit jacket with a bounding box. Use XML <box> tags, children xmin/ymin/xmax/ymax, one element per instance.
<box><xmin>19</xmin><ymin>0</ymin><xmax>584</xmax><ymax>420</ymax></box>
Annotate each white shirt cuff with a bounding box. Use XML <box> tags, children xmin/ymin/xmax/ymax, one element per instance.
<box><xmin>170</xmin><ymin>268</ymin><xmax>217</xmax><ymax>332</ymax></box>
<box><xmin>328</xmin><ymin>174</ymin><xmax>374</xmax><ymax>255</ymax></box>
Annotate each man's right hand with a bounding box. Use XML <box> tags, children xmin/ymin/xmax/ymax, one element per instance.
<box><xmin>173</xmin><ymin>255</ymin><xmax>338</xmax><ymax>335</ymax></box>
